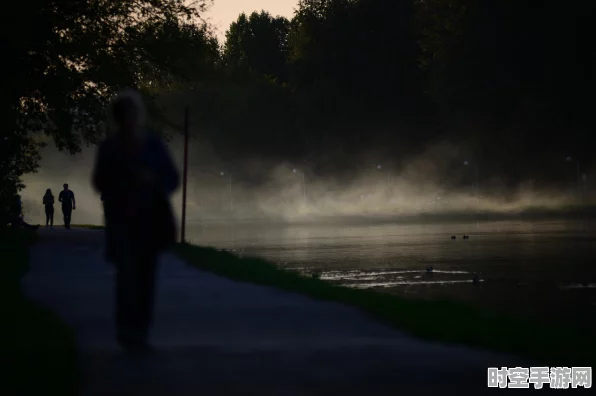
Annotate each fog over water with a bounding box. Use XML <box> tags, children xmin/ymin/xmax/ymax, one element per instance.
<box><xmin>20</xmin><ymin>138</ymin><xmax>596</xmax><ymax>327</ymax></box>
<box><xmin>20</xmin><ymin>137</ymin><xmax>594</xmax><ymax>226</ymax></box>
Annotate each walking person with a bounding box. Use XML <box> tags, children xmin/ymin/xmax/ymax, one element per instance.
<box><xmin>58</xmin><ymin>184</ymin><xmax>76</xmax><ymax>229</ymax></box>
<box><xmin>92</xmin><ymin>89</ymin><xmax>178</xmax><ymax>352</ymax></box>
<box><xmin>43</xmin><ymin>189</ymin><xmax>55</xmax><ymax>228</ymax></box>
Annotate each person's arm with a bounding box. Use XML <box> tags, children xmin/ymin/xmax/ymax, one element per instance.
<box><xmin>58</xmin><ymin>192</ymin><xmax>63</xmax><ymax>203</ymax></box>
<box><xmin>71</xmin><ymin>192</ymin><xmax>76</xmax><ymax>210</ymax></box>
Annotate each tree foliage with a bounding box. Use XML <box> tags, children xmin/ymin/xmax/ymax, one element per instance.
<box><xmin>416</xmin><ymin>0</ymin><xmax>596</xmax><ymax>181</ymax></box>
<box><xmin>214</xmin><ymin>0</ymin><xmax>432</xmax><ymax>167</ymax></box>
<box><xmin>212</xmin><ymin>0</ymin><xmax>595</xmax><ymax>184</ymax></box>
<box><xmin>4</xmin><ymin>0</ymin><xmax>596</xmax><ymax>207</ymax></box>
<box><xmin>224</xmin><ymin>11</ymin><xmax>291</xmax><ymax>82</ymax></box>
<box><xmin>1</xmin><ymin>0</ymin><xmax>217</xmax><ymax>212</ymax></box>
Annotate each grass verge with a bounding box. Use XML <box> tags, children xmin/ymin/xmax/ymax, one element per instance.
<box><xmin>175</xmin><ymin>243</ymin><xmax>595</xmax><ymax>365</ymax></box>
<box><xmin>0</xmin><ymin>228</ymin><xmax>78</xmax><ymax>396</ymax></box>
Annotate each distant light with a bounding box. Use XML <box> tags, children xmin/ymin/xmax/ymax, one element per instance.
<box><xmin>463</xmin><ymin>161</ymin><xmax>469</xmax><ymax>166</ymax></box>
<box><xmin>566</xmin><ymin>156</ymin><xmax>572</xmax><ymax>162</ymax></box>
<box><xmin>220</xmin><ymin>172</ymin><xmax>225</xmax><ymax>176</ymax></box>
<box><xmin>293</xmin><ymin>169</ymin><xmax>297</xmax><ymax>173</ymax></box>
<box><xmin>377</xmin><ymin>164</ymin><xmax>382</xmax><ymax>169</ymax></box>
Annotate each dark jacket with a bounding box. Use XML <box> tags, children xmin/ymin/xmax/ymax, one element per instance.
<box><xmin>92</xmin><ymin>132</ymin><xmax>179</xmax><ymax>260</ymax></box>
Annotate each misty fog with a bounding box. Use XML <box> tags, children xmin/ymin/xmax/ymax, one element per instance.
<box><xmin>19</xmin><ymin>134</ymin><xmax>592</xmax><ymax>227</ymax></box>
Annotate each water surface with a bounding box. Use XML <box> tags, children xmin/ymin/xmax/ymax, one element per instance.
<box><xmin>187</xmin><ymin>219</ymin><xmax>596</xmax><ymax>328</ymax></box>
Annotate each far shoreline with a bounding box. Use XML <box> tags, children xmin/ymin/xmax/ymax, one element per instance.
<box><xmin>184</xmin><ymin>205</ymin><xmax>596</xmax><ymax>227</ymax></box>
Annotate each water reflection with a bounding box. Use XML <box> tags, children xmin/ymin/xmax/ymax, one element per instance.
<box><xmin>188</xmin><ymin>219</ymin><xmax>596</xmax><ymax>327</ymax></box>
<box><xmin>186</xmin><ymin>219</ymin><xmax>596</xmax><ymax>289</ymax></box>
<box><xmin>347</xmin><ymin>279</ymin><xmax>483</xmax><ymax>289</ymax></box>
<box><xmin>187</xmin><ymin>219</ymin><xmax>595</xmax><ymax>283</ymax></box>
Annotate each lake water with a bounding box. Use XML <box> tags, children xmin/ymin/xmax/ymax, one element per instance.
<box><xmin>186</xmin><ymin>219</ymin><xmax>596</xmax><ymax>329</ymax></box>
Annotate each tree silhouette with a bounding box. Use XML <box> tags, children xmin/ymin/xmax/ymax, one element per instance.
<box><xmin>2</xmin><ymin>0</ymin><xmax>217</xmax><ymax>211</ymax></box>
<box><xmin>224</xmin><ymin>11</ymin><xmax>291</xmax><ymax>82</ymax></box>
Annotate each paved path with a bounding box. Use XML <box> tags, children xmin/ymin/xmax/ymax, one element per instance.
<box><xmin>23</xmin><ymin>228</ymin><xmax>535</xmax><ymax>395</ymax></box>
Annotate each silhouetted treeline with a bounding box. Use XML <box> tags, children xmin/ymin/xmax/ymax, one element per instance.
<box><xmin>3</xmin><ymin>0</ymin><xmax>595</xmax><ymax>214</ymax></box>
<box><xmin>191</xmin><ymin>0</ymin><xmax>595</xmax><ymax>188</ymax></box>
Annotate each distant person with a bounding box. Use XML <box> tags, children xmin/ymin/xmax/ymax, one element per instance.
<box><xmin>92</xmin><ymin>89</ymin><xmax>179</xmax><ymax>352</ymax></box>
<box><xmin>43</xmin><ymin>189</ymin><xmax>55</xmax><ymax>228</ymax></box>
<box><xmin>58</xmin><ymin>184</ymin><xmax>76</xmax><ymax>229</ymax></box>
<box><xmin>10</xmin><ymin>195</ymin><xmax>40</xmax><ymax>230</ymax></box>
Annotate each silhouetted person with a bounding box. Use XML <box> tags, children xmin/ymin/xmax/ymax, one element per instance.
<box><xmin>92</xmin><ymin>89</ymin><xmax>179</xmax><ymax>352</ymax></box>
<box><xmin>43</xmin><ymin>189</ymin><xmax>55</xmax><ymax>228</ymax></box>
<box><xmin>10</xmin><ymin>195</ymin><xmax>40</xmax><ymax>230</ymax></box>
<box><xmin>58</xmin><ymin>183</ymin><xmax>76</xmax><ymax>229</ymax></box>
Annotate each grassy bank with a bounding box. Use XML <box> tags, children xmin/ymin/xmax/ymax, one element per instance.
<box><xmin>175</xmin><ymin>243</ymin><xmax>595</xmax><ymax>365</ymax></box>
<box><xmin>0</xmin><ymin>228</ymin><xmax>78</xmax><ymax>396</ymax></box>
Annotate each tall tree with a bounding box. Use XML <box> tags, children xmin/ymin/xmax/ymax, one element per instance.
<box><xmin>224</xmin><ymin>11</ymin><xmax>291</xmax><ymax>82</ymax></box>
<box><xmin>287</xmin><ymin>0</ymin><xmax>428</xmax><ymax>159</ymax></box>
<box><xmin>1</xmin><ymin>0</ymin><xmax>218</xmax><ymax>213</ymax></box>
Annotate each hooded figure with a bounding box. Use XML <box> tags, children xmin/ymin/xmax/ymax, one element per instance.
<box><xmin>92</xmin><ymin>88</ymin><xmax>179</xmax><ymax>351</ymax></box>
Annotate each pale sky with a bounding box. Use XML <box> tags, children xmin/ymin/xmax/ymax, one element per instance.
<box><xmin>205</xmin><ymin>0</ymin><xmax>298</xmax><ymax>43</ymax></box>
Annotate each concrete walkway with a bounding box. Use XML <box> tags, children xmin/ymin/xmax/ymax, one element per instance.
<box><xmin>22</xmin><ymin>228</ymin><xmax>533</xmax><ymax>395</ymax></box>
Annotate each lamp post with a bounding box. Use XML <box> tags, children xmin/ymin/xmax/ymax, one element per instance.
<box><xmin>463</xmin><ymin>160</ymin><xmax>479</xmax><ymax>212</ymax></box>
<box><xmin>565</xmin><ymin>156</ymin><xmax>582</xmax><ymax>204</ymax></box>
<box><xmin>220</xmin><ymin>171</ymin><xmax>233</xmax><ymax>214</ymax></box>
<box><xmin>293</xmin><ymin>168</ymin><xmax>306</xmax><ymax>206</ymax></box>
<box><xmin>181</xmin><ymin>106</ymin><xmax>189</xmax><ymax>244</ymax></box>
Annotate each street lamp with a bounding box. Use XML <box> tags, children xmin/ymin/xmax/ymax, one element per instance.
<box><xmin>292</xmin><ymin>168</ymin><xmax>306</xmax><ymax>206</ymax></box>
<box><xmin>565</xmin><ymin>156</ymin><xmax>582</xmax><ymax>204</ymax></box>
<box><xmin>220</xmin><ymin>171</ymin><xmax>233</xmax><ymax>214</ymax></box>
<box><xmin>463</xmin><ymin>160</ymin><xmax>479</xmax><ymax>211</ymax></box>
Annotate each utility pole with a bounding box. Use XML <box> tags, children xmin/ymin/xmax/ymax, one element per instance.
<box><xmin>181</xmin><ymin>106</ymin><xmax>189</xmax><ymax>244</ymax></box>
